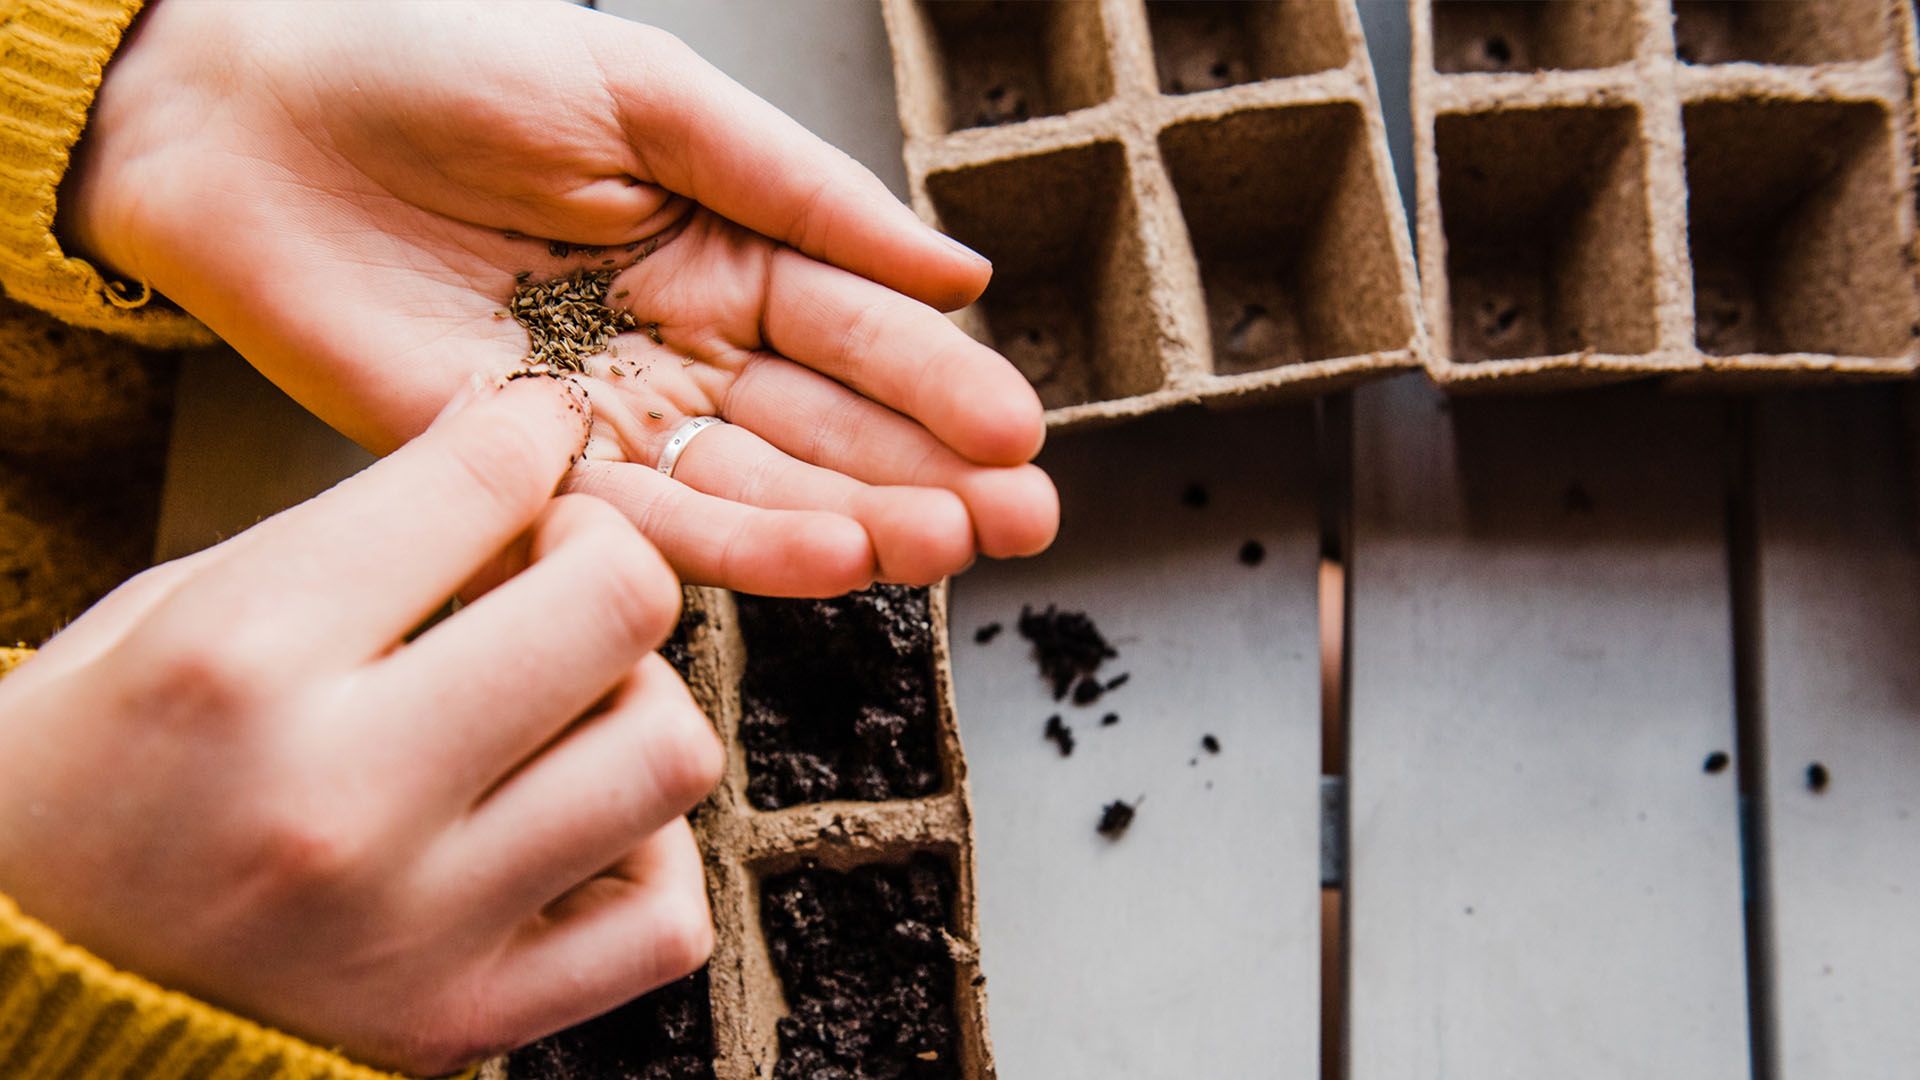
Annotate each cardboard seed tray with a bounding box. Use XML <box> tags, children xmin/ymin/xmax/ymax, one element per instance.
<box><xmin>1414</xmin><ymin>0</ymin><xmax>1920</xmax><ymax>389</ymax></box>
<box><xmin>501</xmin><ymin>583</ymin><xmax>993</xmax><ymax>1079</ymax></box>
<box><xmin>883</xmin><ymin>0</ymin><xmax>1424</xmax><ymax>430</ymax></box>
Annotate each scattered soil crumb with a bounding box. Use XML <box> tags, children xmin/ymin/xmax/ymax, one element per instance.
<box><xmin>1806</xmin><ymin>762</ymin><xmax>1830</xmax><ymax>793</ymax></box>
<box><xmin>1097</xmin><ymin>799</ymin><xmax>1137</xmax><ymax>840</ymax></box>
<box><xmin>1181</xmin><ymin>483</ymin><xmax>1210</xmax><ymax>509</ymax></box>
<box><xmin>1071</xmin><ymin>677</ymin><xmax>1105</xmax><ymax>706</ymax></box>
<box><xmin>1018</xmin><ymin>604</ymin><xmax>1118</xmax><ymax>701</ymax></box>
<box><xmin>762</xmin><ymin>856</ymin><xmax>959</xmax><ymax>1080</ymax></box>
<box><xmin>1201</xmin><ymin>734</ymin><xmax>1221</xmax><ymax>755</ymax></box>
<box><xmin>1043</xmin><ymin>714</ymin><xmax>1075</xmax><ymax>757</ymax></box>
<box><xmin>973</xmin><ymin>622</ymin><xmax>1003</xmax><ymax>645</ymax></box>
<box><xmin>509</xmin><ymin>968</ymin><xmax>714</xmax><ymax>1080</ymax></box>
<box><xmin>1703</xmin><ymin>751</ymin><xmax>1730</xmax><ymax>775</ymax></box>
<box><xmin>1238</xmin><ymin>540</ymin><xmax>1266</xmax><ymax>567</ymax></box>
<box><xmin>659</xmin><ymin>606</ymin><xmax>709</xmax><ymax>681</ymax></box>
<box><xmin>737</xmin><ymin>586</ymin><xmax>940</xmax><ymax>809</ymax></box>
<box><xmin>1100</xmin><ymin>712</ymin><xmax>1119</xmax><ymax>727</ymax></box>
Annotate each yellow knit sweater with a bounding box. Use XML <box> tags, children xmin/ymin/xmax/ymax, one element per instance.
<box><xmin>0</xmin><ymin>1</ymin><xmax>409</xmax><ymax>1076</ymax></box>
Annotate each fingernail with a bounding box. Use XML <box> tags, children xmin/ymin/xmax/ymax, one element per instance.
<box><xmin>935</xmin><ymin>230</ymin><xmax>990</xmax><ymax>266</ymax></box>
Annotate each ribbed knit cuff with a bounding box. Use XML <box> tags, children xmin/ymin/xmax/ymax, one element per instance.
<box><xmin>0</xmin><ymin>0</ymin><xmax>214</xmax><ymax>348</ymax></box>
<box><xmin>0</xmin><ymin>892</ymin><xmax>416</xmax><ymax>1080</ymax></box>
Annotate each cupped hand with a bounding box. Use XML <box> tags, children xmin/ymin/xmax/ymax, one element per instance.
<box><xmin>66</xmin><ymin>0</ymin><xmax>1058</xmax><ymax>596</ymax></box>
<box><xmin>0</xmin><ymin>378</ymin><xmax>724</xmax><ymax>1074</ymax></box>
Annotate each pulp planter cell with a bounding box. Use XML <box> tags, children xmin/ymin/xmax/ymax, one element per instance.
<box><xmin>887</xmin><ymin>0</ymin><xmax>1424</xmax><ymax>429</ymax></box>
<box><xmin>1413</xmin><ymin>0</ymin><xmax>1920</xmax><ymax>387</ymax></box>
<box><xmin>502</xmin><ymin>585</ymin><xmax>994</xmax><ymax>1079</ymax></box>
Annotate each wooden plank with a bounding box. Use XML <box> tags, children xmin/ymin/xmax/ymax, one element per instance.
<box><xmin>948</xmin><ymin>404</ymin><xmax>1324</xmax><ymax>1077</ymax></box>
<box><xmin>1347</xmin><ymin>374</ymin><xmax>1751</xmax><ymax>1078</ymax></box>
<box><xmin>1754</xmin><ymin>387</ymin><xmax>1920</xmax><ymax>1077</ymax></box>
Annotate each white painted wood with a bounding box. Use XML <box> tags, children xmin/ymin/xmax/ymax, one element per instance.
<box><xmin>948</xmin><ymin>405</ymin><xmax>1324</xmax><ymax>1079</ymax></box>
<box><xmin>1346</xmin><ymin>375</ymin><xmax>1751</xmax><ymax>1079</ymax></box>
<box><xmin>1754</xmin><ymin>388</ymin><xmax>1920</xmax><ymax>1079</ymax></box>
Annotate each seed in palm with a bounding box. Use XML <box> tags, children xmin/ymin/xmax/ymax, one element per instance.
<box><xmin>506</xmin><ymin>268</ymin><xmax>638</xmax><ymax>375</ymax></box>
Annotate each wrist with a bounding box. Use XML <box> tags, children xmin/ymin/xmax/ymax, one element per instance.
<box><xmin>59</xmin><ymin>0</ymin><xmax>227</xmax><ymax>288</ymax></box>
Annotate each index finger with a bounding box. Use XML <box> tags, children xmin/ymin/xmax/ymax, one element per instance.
<box><xmin>585</xmin><ymin>17</ymin><xmax>991</xmax><ymax>312</ymax></box>
<box><xmin>145</xmin><ymin>377</ymin><xmax>592</xmax><ymax>669</ymax></box>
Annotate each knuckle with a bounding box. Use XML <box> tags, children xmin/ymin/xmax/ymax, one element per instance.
<box><xmin>593</xmin><ymin>532</ymin><xmax>681</xmax><ymax>650</ymax></box>
<box><xmin>130</xmin><ymin>633</ymin><xmax>280</xmax><ymax>721</ymax></box>
<box><xmin>250</xmin><ymin>806</ymin><xmax>372</xmax><ymax>889</ymax></box>
<box><xmin>644</xmin><ymin>693</ymin><xmax>724</xmax><ymax>810</ymax></box>
<box><xmin>650</xmin><ymin>891</ymin><xmax>716</xmax><ymax>982</ymax></box>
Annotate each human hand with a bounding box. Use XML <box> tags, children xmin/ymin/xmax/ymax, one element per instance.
<box><xmin>66</xmin><ymin>0</ymin><xmax>1059</xmax><ymax>596</ymax></box>
<box><xmin>0</xmin><ymin>377</ymin><xmax>724</xmax><ymax>1074</ymax></box>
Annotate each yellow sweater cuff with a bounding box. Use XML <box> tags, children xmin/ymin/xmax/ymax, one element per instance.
<box><xmin>0</xmin><ymin>0</ymin><xmax>214</xmax><ymax>348</ymax></box>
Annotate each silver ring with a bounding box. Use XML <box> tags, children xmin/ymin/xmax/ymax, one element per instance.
<box><xmin>656</xmin><ymin>416</ymin><xmax>725</xmax><ymax>478</ymax></box>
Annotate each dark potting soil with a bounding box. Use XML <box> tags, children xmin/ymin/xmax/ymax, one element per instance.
<box><xmin>1043</xmin><ymin>714</ymin><xmax>1075</xmax><ymax>757</ymax></box>
<box><xmin>762</xmin><ymin>856</ymin><xmax>960</xmax><ymax>1080</ymax></box>
<box><xmin>1201</xmin><ymin>734</ymin><xmax>1221</xmax><ymax>755</ymax></box>
<box><xmin>1017</xmin><ymin>604</ymin><xmax>1118</xmax><ymax>701</ymax></box>
<box><xmin>1097</xmin><ymin>799</ymin><xmax>1137</xmax><ymax>839</ymax></box>
<box><xmin>1806</xmin><ymin>762</ymin><xmax>1830</xmax><ymax>793</ymax></box>
<box><xmin>736</xmin><ymin>585</ymin><xmax>941</xmax><ymax>810</ymax></box>
<box><xmin>659</xmin><ymin>606</ymin><xmax>708</xmax><ymax>681</ymax></box>
<box><xmin>972</xmin><ymin>621</ymin><xmax>1003</xmax><ymax>645</ymax></box>
<box><xmin>1181</xmin><ymin>482</ymin><xmax>1210</xmax><ymax>509</ymax></box>
<box><xmin>1238</xmin><ymin>540</ymin><xmax>1266</xmax><ymax>567</ymax></box>
<box><xmin>508</xmin><ymin>969</ymin><xmax>715</xmax><ymax>1080</ymax></box>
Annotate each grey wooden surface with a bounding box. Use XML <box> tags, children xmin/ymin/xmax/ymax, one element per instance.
<box><xmin>1346</xmin><ymin>376</ymin><xmax>1752</xmax><ymax>1079</ymax></box>
<box><xmin>154</xmin><ymin>3</ymin><xmax>1920</xmax><ymax>1078</ymax></box>
<box><xmin>1754</xmin><ymin>390</ymin><xmax>1920</xmax><ymax>1078</ymax></box>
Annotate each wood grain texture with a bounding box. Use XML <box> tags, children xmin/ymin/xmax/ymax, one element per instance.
<box><xmin>1347</xmin><ymin>374</ymin><xmax>1750</xmax><ymax>1079</ymax></box>
<box><xmin>1753</xmin><ymin>388</ymin><xmax>1920</xmax><ymax>1078</ymax></box>
<box><xmin>948</xmin><ymin>404</ymin><xmax>1324</xmax><ymax>1078</ymax></box>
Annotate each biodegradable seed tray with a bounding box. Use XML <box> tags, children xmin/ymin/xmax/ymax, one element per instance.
<box><xmin>502</xmin><ymin>583</ymin><xmax>993</xmax><ymax>1080</ymax></box>
<box><xmin>882</xmin><ymin>0</ymin><xmax>1424</xmax><ymax>429</ymax></box>
<box><xmin>1413</xmin><ymin>0</ymin><xmax>1920</xmax><ymax>389</ymax></box>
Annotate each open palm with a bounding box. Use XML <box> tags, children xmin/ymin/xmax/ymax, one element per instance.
<box><xmin>69</xmin><ymin>0</ymin><xmax>1057</xmax><ymax>595</ymax></box>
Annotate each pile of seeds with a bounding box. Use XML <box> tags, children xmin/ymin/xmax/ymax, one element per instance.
<box><xmin>504</xmin><ymin>268</ymin><xmax>636</xmax><ymax>375</ymax></box>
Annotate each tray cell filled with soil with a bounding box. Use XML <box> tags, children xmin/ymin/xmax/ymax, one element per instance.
<box><xmin>925</xmin><ymin>140</ymin><xmax>1164</xmax><ymax>409</ymax></box>
<box><xmin>735</xmin><ymin>585</ymin><xmax>944</xmax><ymax>810</ymax></box>
<box><xmin>1431</xmin><ymin>0</ymin><xmax>1641</xmax><ymax>74</ymax></box>
<box><xmin>507</xmin><ymin>969</ymin><xmax>716</xmax><ymax>1080</ymax></box>
<box><xmin>1161</xmin><ymin>102</ymin><xmax>1414</xmax><ymax>375</ymax></box>
<box><xmin>897</xmin><ymin>0</ymin><xmax>1114</xmax><ymax>135</ymax></box>
<box><xmin>1145</xmin><ymin>0</ymin><xmax>1347</xmax><ymax>95</ymax></box>
<box><xmin>757</xmin><ymin>854</ymin><xmax>965</xmax><ymax>1080</ymax></box>
<box><xmin>1682</xmin><ymin>100</ymin><xmax>1915</xmax><ymax>359</ymax></box>
<box><xmin>1672</xmin><ymin>0</ymin><xmax>1887</xmax><ymax>66</ymax></box>
<box><xmin>1435</xmin><ymin>105</ymin><xmax>1658</xmax><ymax>363</ymax></box>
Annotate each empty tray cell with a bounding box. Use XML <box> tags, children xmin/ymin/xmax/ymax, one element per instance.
<box><xmin>916</xmin><ymin>0</ymin><xmax>1112</xmax><ymax>132</ymax></box>
<box><xmin>1683</xmin><ymin>100</ymin><xmax>1915</xmax><ymax>358</ymax></box>
<box><xmin>926</xmin><ymin>141</ymin><xmax>1161</xmax><ymax>408</ymax></box>
<box><xmin>1160</xmin><ymin>103</ymin><xmax>1414</xmax><ymax>374</ymax></box>
<box><xmin>1436</xmin><ymin>107</ymin><xmax>1658</xmax><ymax>362</ymax></box>
<box><xmin>736</xmin><ymin>585</ymin><xmax>943</xmax><ymax>810</ymax></box>
<box><xmin>1146</xmin><ymin>1</ymin><xmax>1348</xmax><ymax>94</ymax></box>
<box><xmin>509</xmin><ymin>969</ymin><xmax>714</xmax><ymax>1079</ymax></box>
<box><xmin>1432</xmin><ymin>0</ymin><xmax>1640</xmax><ymax>73</ymax></box>
<box><xmin>761</xmin><ymin>854</ymin><xmax>960</xmax><ymax>1078</ymax></box>
<box><xmin>1673</xmin><ymin>0</ymin><xmax>1886</xmax><ymax>66</ymax></box>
